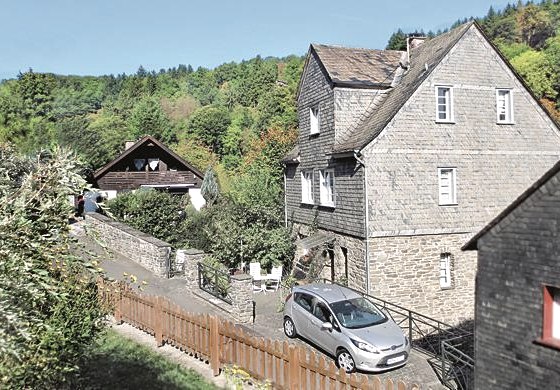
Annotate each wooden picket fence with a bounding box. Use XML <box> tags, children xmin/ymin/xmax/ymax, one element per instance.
<box><xmin>97</xmin><ymin>279</ymin><xmax>420</xmax><ymax>390</ymax></box>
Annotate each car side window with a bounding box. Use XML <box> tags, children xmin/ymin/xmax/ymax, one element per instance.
<box><xmin>313</xmin><ymin>301</ymin><xmax>332</xmax><ymax>323</ymax></box>
<box><xmin>294</xmin><ymin>292</ymin><xmax>313</xmax><ymax>313</ymax></box>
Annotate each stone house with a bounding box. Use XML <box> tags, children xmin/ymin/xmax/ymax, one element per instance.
<box><xmin>93</xmin><ymin>135</ymin><xmax>205</xmax><ymax>210</ymax></box>
<box><xmin>463</xmin><ymin>160</ymin><xmax>560</xmax><ymax>389</ymax></box>
<box><xmin>283</xmin><ymin>21</ymin><xmax>560</xmax><ymax>323</ymax></box>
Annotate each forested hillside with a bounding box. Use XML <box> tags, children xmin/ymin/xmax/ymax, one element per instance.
<box><xmin>0</xmin><ymin>56</ymin><xmax>303</xmax><ymax>189</ymax></box>
<box><xmin>387</xmin><ymin>1</ymin><xmax>560</xmax><ymax>120</ymax></box>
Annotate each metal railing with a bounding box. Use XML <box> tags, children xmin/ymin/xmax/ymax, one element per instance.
<box><xmin>323</xmin><ymin>280</ymin><xmax>474</xmax><ymax>389</ymax></box>
<box><xmin>442</xmin><ymin>335</ymin><xmax>475</xmax><ymax>389</ymax></box>
<box><xmin>197</xmin><ymin>262</ymin><xmax>232</xmax><ymax>304</ymax></box>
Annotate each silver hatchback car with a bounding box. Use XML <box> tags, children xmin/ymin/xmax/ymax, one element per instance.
<box><xmin>283</xmin><ymin>283</ymin><xmax>410</xmax><ymax>373</ymax></box>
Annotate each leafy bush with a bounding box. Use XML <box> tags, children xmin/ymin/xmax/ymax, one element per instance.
<box><xmin>0</xmin><ymin>145</ymin><xmax>106</xmax><ymax>388</ymax></box>
<box><xmin>106</xmin><ymin>189</ymin><xmax>192</xmax><ymax>247</ymax></box>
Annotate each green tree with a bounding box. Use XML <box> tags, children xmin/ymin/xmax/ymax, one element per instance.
<box><xmin>186</xmin><ymin>105</ymin><xmax>231</xmax><ymax>153</ymax></box>
<box><xmin>0</xmin><ymin>145</ymin><xmax>106</xmax><ymax>388</ymax></box>
<box><xmin>386</xmin><ymin>29</ymin><xmax>407</xmax><ymax>50</ymax></box>
<box><xmin>517</xmin><ymin>3</ymin><xmax>554</xmax><ymax>48</ymax></box>
<box><xmin>107</xmin><ymin>189</ymin><xmax>192</xmax><ymax>246</ymax></box>
<box><xmin>510</xmin><ymin>49</ymin><xmax>556</xmax><ymax>98</ymax></box>
<box><xmin>129</xmin><ymin>97</ymin><xmax>173</xmax><ymax>143</ymax></box>
<box><xmin>201</xmin><ymin>166</ymin><xmax>220</xmax><ymax>207</ymax></box>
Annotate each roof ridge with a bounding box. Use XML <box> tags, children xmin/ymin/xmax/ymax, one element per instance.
<box><xmin>312</xmin><ymin>42</ymin><xmax>404</xmax><ymax>54</ymax></box>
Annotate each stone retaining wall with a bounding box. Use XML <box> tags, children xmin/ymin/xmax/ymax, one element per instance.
<box><xmin>179</xmin><ymin>249</ymin><xmax>253</xmax><ymax>323</ymax></box>
<box><xmin>85</xmin><ymin>212</ymin><xmax>171</xmax><ymax>277</ymax></box>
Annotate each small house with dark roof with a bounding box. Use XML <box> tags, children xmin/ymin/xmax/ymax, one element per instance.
<box><xmin>284</xmin><ymin>21</ymin><xmax>560</xmax><ymax>323</ymax></box>
<box><xmin>93</xmin><ymin>136</ymin><xmax>205</xmax><ymax>209</ymax></box>
<box><xmin>462</xmin><ymin>160</ymin><xmax>560</xmax><ymax>389</ymax></box>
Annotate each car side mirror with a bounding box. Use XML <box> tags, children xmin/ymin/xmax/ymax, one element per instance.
<box><xmin>321</xmin><ymin>322</ymin><xmax>333</xmax><ymax>331</ymax></box>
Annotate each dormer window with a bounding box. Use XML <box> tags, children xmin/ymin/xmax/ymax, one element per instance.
<box><xmin>496</xmin><ymin>89</ymin><xmax>514</xmax><ymax>124</ymax></box>
<box><xmin>435</xmin><ymin>86</ymin><xmax>454</xmax><ymax>123</ymax></box>
<box><xmin>310</xmin><ymin>106</ymin><xmax>320</xmax><ymax>135</ymax></box>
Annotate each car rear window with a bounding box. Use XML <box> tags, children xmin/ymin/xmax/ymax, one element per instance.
<box><xmin>294</xmin><ymin>292</ymin><xmax>313</xmax><ymax>312</ymax></box>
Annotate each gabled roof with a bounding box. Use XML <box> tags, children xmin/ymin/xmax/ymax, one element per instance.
<box><xmin>333</xmin><ymin>22</ymin><xmax>473</xmax><ymax>154</ymax></box>
<box><xmin>462</xmin><ymin>159</ymin><xmax>560</xmax><ymax>251</ymax></box>
<box><xmin>93</xmin><ymin>135</ymin><xmax>204</xmax><ymax>180</ymax></box>
<box><xmin>311</xmin><ymin>44</ymin><xmax>404</xmax><ymax>88</ymax></box>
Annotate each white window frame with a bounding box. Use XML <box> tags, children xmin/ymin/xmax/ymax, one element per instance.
<box><xmin>438</xmin><ymin>167</ymin><xmax>457</xmax><ymax>206</ymax></box>
<box><xmin>439</xmin><ymin>253</ymin><xmax>452</xmax><ymax>289</ymax></box>
<box><xmin>435</xmin><ymin>86</ymin><xmax>454</xmax><ymax>123</ymax></box>
<box><xmin>496</xmin><ymin>89</ymin><xmax>514</xmax><ymax>124</ymax></box>
<box><xmin>540</xmin><ymin>285</ymin><xmax>560</xmax><ymax>349</ymax></box>
<box><xmin>310</xmin><ymin>106</ymin><xmax>320</xmax><ymax>135</ymax></box>
<box><xmin>319</xmin><ymin>169</ymin><xmax>335</xmax><ymax>207</ymax></box>
<box><xmin>301</xmin><ymin>170</ymin><xmax>314</xmax><ymax>204</ymax></box>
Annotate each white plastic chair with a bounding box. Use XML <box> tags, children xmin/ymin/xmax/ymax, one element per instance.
<box><xmin>249</xmin><ymin>262</ymin><xmax>264</xmax><ymax>292</ymax></box>
<box><xmin>266</xmin><ymin>265</ymin><xmax>283</xmax><ymax>291</ymax></box>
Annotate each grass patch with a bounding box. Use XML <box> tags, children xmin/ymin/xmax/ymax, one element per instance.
<box><xmin>72</xmin><ymin>329</ymin><xmax>218</xmax><ymax>389</ymax></box>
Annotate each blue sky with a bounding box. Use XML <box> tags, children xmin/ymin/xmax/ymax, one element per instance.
<box><xmin>0</xmin><ymin>0</ymin><xmax>512</xmax><ymax>80</ymax></box>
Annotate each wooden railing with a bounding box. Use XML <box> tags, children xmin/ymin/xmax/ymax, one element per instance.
<box><xmin>98</xmin><ymin>279</ymin><xmax>420</xmax><ymax>389</ymax></box>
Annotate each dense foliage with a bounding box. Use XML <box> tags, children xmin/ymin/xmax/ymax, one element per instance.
<box><xmin>0</xmin><ymin>145</ymin><xmax>106</xmax><ymax>388</ymax></box>
<box><xmin>106</xmin><ymin>189</ymin><xmax>194</xmax><ymax>247</ymax></box>
<box><xmin>0</xmin><ymin>55</ymin><xmax>303</xmax><ymax>174</ymax></box>
<box><xmin>386</xmin><ymin>1</ymin><xmax>560</xmax><ymax>119</ymax></box>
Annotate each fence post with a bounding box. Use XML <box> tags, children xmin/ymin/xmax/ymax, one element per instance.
<box><xmin>155</xmin><ymin>296</ymin><xmax>164</xmax><ymax>347</ymax></box>
<box><xmin>114</xmin><ymin>282</ymin><xmax>123</xmax><ymax>324</ymax></box>
<box><xmin>408</xmin><ymin>309</ymin><xmax>413</xmax><ymax>345</ymax></box>
<box><xmin>210</xmin><ymin>315</ymin><xmax>220</xmax><ymax>376</ymax></box>
<box><xmin>289</xmin><ymin>345</ymin><xmax>300</xmax><ymax>390</ymax></box>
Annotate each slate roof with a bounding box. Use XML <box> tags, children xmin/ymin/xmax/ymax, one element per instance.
<box><xmin>462</xmin><ymin>158</ymin><xmax>560</xmax><ymax>250</ymax></box>
<box><xmin>282</xmin><ymin>145</ymin><xmax>299</xmax><ymax>164</ymax></box>
<box><xmin>93</xmin><ymin>135</ymin><xmax>204</xmax><ymax>180</ymax></box>
<box><xmin>332</xmin><ymin>22</ymin><xmax>473</xmax><ymax>154</ymax></box>
<box><xmin>311</xmin><ymin>44</ymin><xmax>404</xmax><ymax>87</ymax></box>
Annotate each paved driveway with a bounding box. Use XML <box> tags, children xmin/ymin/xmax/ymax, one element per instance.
<box><xmin>74</xmin><ymin>224</ymin><xmax>445</xmax><ymax>389</ymax></box>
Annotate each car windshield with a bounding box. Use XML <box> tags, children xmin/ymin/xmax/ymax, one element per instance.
<box><xmin>329</xmin><ymin>297</ymin><xmax>387</xmax><ymax>329</ymax></box>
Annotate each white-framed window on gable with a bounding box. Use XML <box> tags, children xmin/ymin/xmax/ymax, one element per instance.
<box><xmin>319</xmin><ymin>169</ymin><xmax>335</xmax><ymax>207</ymax></box>
<box><xmin>438</xmin><ymin>167</ymin><xmax>457</xmax><ymax>205</ymax></box>
<box><xmin>435</xmin><ymin>86</ymin><xmax>454</xmax><ymax>122</ymax></box>
<box><xmin>496</xmin><ymin>89</ymin><xmax>514</xmax><ymax>123</ymax></box>
<box><xmin>439</xmin><ymin>253</ymin><xmax>452</xmax><ymax>289</ymax></box>
<box><xmin>310</xmin><ymin>106</ymin><xmax>320</xmax><ymax>135</ymax></box>
<box><xmin>301</xmin><ymin>170</ymin><xmax>314</xmax><ymax>204</ymax></box>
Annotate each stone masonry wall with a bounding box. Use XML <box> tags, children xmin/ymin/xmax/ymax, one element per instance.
<box><xmin>293</xmin><ymin>223</ymin><xmax>367</xmax><ymax>292</ymax></box>
<box><xmin>85</xmin><ymin>212</ymin><xmax>171</xmax><ymax>277</ymax></box>
<box><xmin>368</xmin><ymin>233</ymin><xmax>476</xmax><ymax>324</ymax></box>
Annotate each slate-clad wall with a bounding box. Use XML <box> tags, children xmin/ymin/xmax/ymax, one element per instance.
<box><xmin>474</xmin><ymin>173</ymin><xmax>560</xmax><ymax>389</ymax></box>
<box><xmin>361</xmin><ymin>26</ymin><xmax>560</xmax><ymax>322</ymax></box>
<box><xmin>363</xmin><ymin>26</ymin><xmax>560</xmax><ymax>235</ymax></box>
<box><xmin>86</xmin><ymin>212</ymin><xmax>171</xmax><ymax>277</ymax></box>
<box><xmin>286</xmin><ymin>52</ymin><xmax>366</xmax><ymax>239</ymax></box>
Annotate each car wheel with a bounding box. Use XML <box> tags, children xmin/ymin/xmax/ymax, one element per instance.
<box><xmin>336</xmin><ymin>349</ymin><xmax>356</xmax><ymax>373</ymax></box>
<box><xmin>283</xmin><ymin>317</ymin><xmax>297</xmax><ymax>338</ymax></box>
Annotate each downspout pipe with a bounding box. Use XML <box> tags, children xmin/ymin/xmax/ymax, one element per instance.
<box><xmin>354</xmin><ymin>150</ymin><xmax>370</xmax><ymax>295</ymax></box>
<box><xmin>284</xmin><ymin>170</ymin><xmax>288</xmax><ymax>229</ymax></box>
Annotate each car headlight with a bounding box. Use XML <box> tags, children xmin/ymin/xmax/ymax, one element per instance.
<box><xmin>350</xmin><ymin>339</ymin><xmax>380</xmax><ymax>354</ymax></box>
